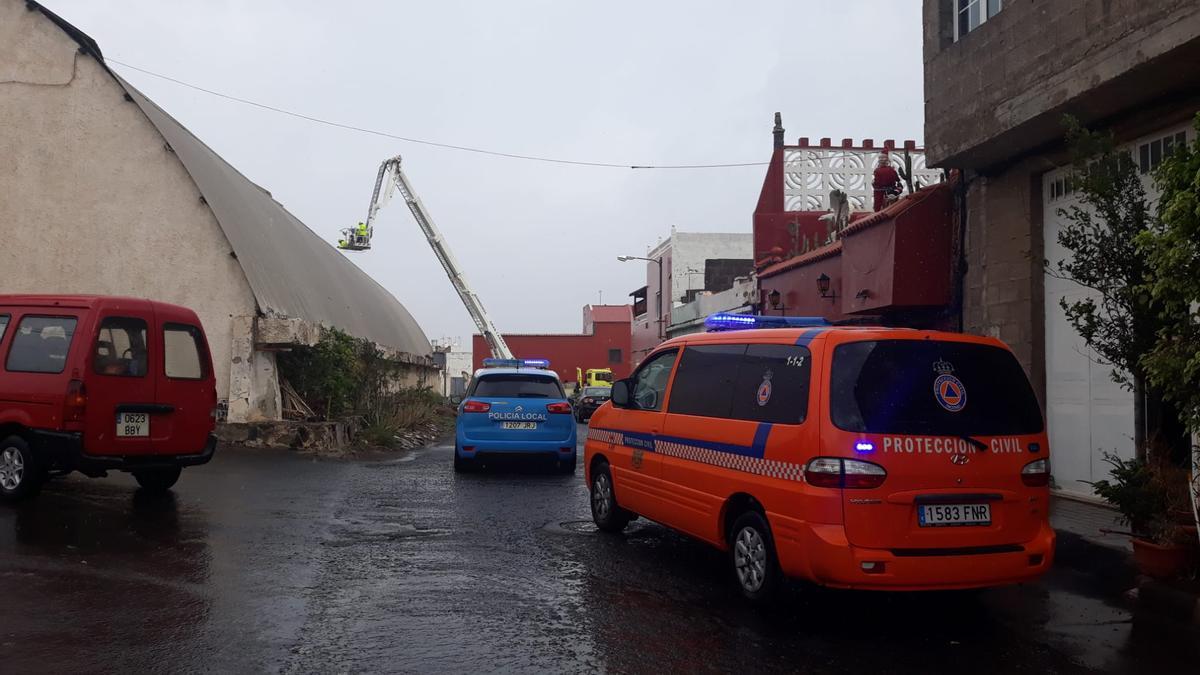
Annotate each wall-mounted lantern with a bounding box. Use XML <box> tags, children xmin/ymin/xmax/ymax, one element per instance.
<box><xmin>816</xmin><ymin>273</ymin><xmax>837</xmax><ymax>301</ymax></box>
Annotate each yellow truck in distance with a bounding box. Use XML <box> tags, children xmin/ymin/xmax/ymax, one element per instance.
<box><xmin>576</xmin><ymin>367</ymin><xmax>614</xmax><ymax>389</ymax></box>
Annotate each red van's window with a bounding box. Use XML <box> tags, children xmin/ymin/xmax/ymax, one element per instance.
<box><xmin>6</xmin><ymin>316</ymin><xmax>78</xmax><ymax>374</ymax></box>
<box><xmin>0</xmin><ymin>315</ymin><xmax>9</xmax><ymax>342</ymax></box>
<box><xmin>830</xmin><ymin>340</ymin><xmax>1043</xmax><ymax>435</ymax></box>
<box><xmin>94</xmin><ymin>317</ymin><xmax>149</xmax><ymax>377</ymax></box>
<box><xmin>164</xmin><ymin>324</ymin><xmax>206</xmax><ymax>380</ymax></box>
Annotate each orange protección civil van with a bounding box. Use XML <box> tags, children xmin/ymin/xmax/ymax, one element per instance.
<box><xmin>584</xmin><ymin>314</ymin><xmax>1054</xmax><ymax>600</ymax></box>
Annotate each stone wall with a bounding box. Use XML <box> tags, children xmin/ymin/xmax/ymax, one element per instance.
<box><xmin>924</xmin><ymin>0</ymin><xmax>1200</xmax><ymax>168</ymax></box>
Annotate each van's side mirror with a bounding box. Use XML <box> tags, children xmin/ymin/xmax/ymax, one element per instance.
<box><xmin>449</xmin><ymin>395</ymin><xmax>463</xmax><ymax>406</ymax></box>
<box><xmin>611</xmin><ymin>380</ymin><xmax>632</xmax><ymax>408</ymax></box>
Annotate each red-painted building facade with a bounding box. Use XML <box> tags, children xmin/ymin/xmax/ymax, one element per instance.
<box><xmin>751</xmin><ymin>116</ymin><xmax>959</xmax><ymax>329</ymax></box>
<box><xmin>472</xmin><ymin>305</ymin><xmax>633</xmax><ymax>385</ymax></box>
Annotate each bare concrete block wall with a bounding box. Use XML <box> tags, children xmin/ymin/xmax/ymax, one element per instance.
<box><xmin>924</xmin><ymin>0</ymin><xmax>1200</xmax><ymax>167</ymax></box>
<box><xmin>962</xmin><ymin>160</ymin><xmax>1045</xmax><ymax>398</ymax></box>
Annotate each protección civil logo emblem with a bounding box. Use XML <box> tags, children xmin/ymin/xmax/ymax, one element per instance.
<box><xmin>756</xmin><ymin>369</ymin><xmax>774</xmax><ymax>407</ymax></box>
<box><xmin>932</xmin><ymin>359</ymin><xmax>967</xmax><ymax>413</ymax></box>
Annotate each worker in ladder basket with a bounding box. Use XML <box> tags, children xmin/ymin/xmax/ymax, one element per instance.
<box><xmin>356</xmin><ymin>222</ymin><xmax>369</xmax><ymax>245</ymax></box>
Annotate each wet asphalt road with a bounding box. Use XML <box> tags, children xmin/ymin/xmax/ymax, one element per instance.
<box><xmin>1</xmin><ymin>430</ymin><xmax>1197</xmax><ymax>674</ymax></box>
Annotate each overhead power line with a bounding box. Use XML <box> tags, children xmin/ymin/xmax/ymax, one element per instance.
<box><xmin>105</xmin><ymin>58</ymin><xmax>768</xmax><ymax>170</ymax></box>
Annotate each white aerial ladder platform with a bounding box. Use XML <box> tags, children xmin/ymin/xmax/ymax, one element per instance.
<box><xmin>338</xmin><ymin>155</ymin><xmax>513</xmax><ymax>360</ymax></box>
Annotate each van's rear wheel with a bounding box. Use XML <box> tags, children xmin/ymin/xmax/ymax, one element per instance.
<box><xmin>133</xmin><ymin>467</ymin><xmax>181</xmax><ymax>492</ymax></box>
<box><xmin>590</xmin><ymin>461</ymin><xmax>630</xmax><ymax>533</ymax></box>
<box><xmin>0</xmin><ymin>435</ymin><xmax>42</xmax><ymax>502</ymax></box>
<box><xmin>730</xmin><ymin>511</ymin><xmax>780</xmax><ymax>601</ymax></box>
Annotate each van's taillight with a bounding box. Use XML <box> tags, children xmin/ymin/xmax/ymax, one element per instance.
<box><xmin>1021</xmin><ymin>458</ymin><xmax>1050</xmax><ymax>487</ymax></box>
<box><xmin>804</xmin><ymin>457</ymin><xmax>887</xmax><ymax>489</ymax></box>
<box><xmin>462</xmin><ymin>400</ymin><xmax>491</xmax><ymax>413</ymax></box>
<box><xmin>63</xmin><ymin>379</ymin><xmax>87</xmax><ymax>427</ymax></box>
<box><xmin>546</xmin><ymin>402</ymin><xmax>572</xmax><ymax>414</ymax></box>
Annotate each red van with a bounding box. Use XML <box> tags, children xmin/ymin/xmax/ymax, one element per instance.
<box><xmin>0</xmin><ymin>295</ymin><xmax>218</xmax><ymax>500</ymax></box>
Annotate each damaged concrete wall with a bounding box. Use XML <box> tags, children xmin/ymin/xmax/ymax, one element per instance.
<box><xmin>0</xmin><ymin>2</ymin><xmax>257</xmax><ymax>400</ymax></box>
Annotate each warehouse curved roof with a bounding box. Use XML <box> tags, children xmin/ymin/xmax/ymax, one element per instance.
<box><xmin>32</xmin><ymin>2</ymin><xmax>432</xmax><ymax>358</ymax></box>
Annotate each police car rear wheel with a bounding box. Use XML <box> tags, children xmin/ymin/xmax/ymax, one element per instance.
<box><xmin>730</xmin><ymin>511</ymin><xmax>779</xmax><ymax>601</ymax></box>
<box><xmin>590</xmin><ymin>463</ymin><xmax>630</xmax><ymax>533</ymax></box>
<box><xmin>453</xmin><ymin>452</ymin><xmax>473</xmax><ymax>473</ymax></box>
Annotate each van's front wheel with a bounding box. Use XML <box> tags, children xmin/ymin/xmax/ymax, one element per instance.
<box><xmin>133</xmin><ymin>467</ymin><xmax>181</xmax><ymax>492</ymax></box>
<box><xmin>590</xmin><ymin>461</ymin><xmax>630</xmax><ymax>533</ymax></box>
<box><xmin>0</xmin><ymin>435</ymin><xmax>42</xmax><ymax>502</ymax></box>
<box><xmin>730</xmin><ymin>511</ymin><xmax>780</xmax><ymax>602</ymax></box>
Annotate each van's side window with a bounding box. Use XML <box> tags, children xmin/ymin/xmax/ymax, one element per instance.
<box><xmin>630</xmin><ymin>349</ymin><xmax>677</xmax><ymax>411</ymax></box>
<box><xmin>6</xmin><ymin>316</ymin><xmax>78</xmax><ymax>374</ymax></box>
<box><xmin>668</xmin><ymin>344</ymin><xmax>746</xmax><ymax>418</ymax></box>
<box><xmin>729</xmin><ymin>344</ymin><xmax>812</xmax><ymax>424</ymax></box>
<box><xmin>94</xmin><ymin>317</ymin><xmax>149</xmax><ymax>377</ymax></box>
<box><xmin>0</xmin><ymin>315</ymin><xmax>9</xmax><ymax>342</ymax></box>
<box><xmin>164</xmin><ymin>324</ymin><xmax>206</xmax><ymax>380</ymax></box>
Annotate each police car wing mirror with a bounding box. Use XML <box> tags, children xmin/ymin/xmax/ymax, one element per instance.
<box><xmin>611</xmin><ymin>380</ymin><xmax>632</xmax><ymax>408</ymax></box>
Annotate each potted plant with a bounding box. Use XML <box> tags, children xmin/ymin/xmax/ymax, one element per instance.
<box><xmin>1087</xmin><ymin>453</ymin><xmax>1197</xmax><ymax>579</ymax></box>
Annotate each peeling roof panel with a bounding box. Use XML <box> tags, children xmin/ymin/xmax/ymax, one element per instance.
<box><xmin>116</xmin><ymin>76</ymin><xmax>432</xmax><ymax>357</ymax></box>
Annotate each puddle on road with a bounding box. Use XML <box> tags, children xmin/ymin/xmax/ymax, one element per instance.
<box><xmin>546</xmin><ymin>520</ymin><xmax>600</xmax><ymax>535</ymax></box>
<box><xmin>324</xmin><ymin>522</ymin><xmax>450</xmax><ymax>547</ymax></box>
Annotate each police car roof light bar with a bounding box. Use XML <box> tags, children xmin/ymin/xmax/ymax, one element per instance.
<box><xmin>704</xmin><ymin>313</ymin><xmax>832</xmax><ymax>332</ymax></box>
<box><xmin>482</xmin><ymin>358</ymin><xmax>551</xmax><ymax>369</ymax></box>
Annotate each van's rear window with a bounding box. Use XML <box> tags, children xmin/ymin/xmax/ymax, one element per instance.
<box><xmin>830</xmin><ymin>340</ymin><xmax>1043</xmax><ymax>435</ymax></box>
<box><xmin>471</xmin><ymin>374</ymin><xmax>563</xmax><ymax>399</ymax></box>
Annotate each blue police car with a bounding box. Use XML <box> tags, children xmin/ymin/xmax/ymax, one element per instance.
<box><xmin>454</xmin><ymin>359</ymin><xmax>578</xmax><ymax>473</ymax></box>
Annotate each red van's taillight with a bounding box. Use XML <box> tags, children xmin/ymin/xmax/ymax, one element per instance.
<box><xmin>462</xmin><ymin>400</ymin><xmax>491</xmax><ymax>413</ymax></box>
<box><xmin>63</xmin><ymin>379</ymin><xmax>87</xmax><ymax>428</ymax></box>
<box><xmin>1021</xmin><ymin>458</ymin><xmax>1050</xmax><ymax>487</ymax></box>
<box><xmin>546</xmin><ymin>402</ymin><xmax>572</xmax><ymax>414</ymax></box>
<box><xmin>804</xmin><ymin>457</ymin><xmax>887</xmax><ymax>489</ymax></box>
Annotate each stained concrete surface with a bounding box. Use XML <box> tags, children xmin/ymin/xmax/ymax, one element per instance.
<box><xmin>0</xmin><ymin>436</ymin><xmax>1197</xmax><ymax>673</ymax></box>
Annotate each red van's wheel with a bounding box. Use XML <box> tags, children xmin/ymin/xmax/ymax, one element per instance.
<box><xmin>730</xmin><ymin>511</ymin><xmax>780</xmax><ymax>601</ymax></box>
<box><xmin>0</xmin><ymin>435</ymin><xmax>42</xmax><ymax>502</ymax></box>
<box><xmin>590</xmin><ymin>461</ymin><xmax>631</xmax><ymax>533</ymax></box>
<box><xmin>133</xmin><ymin>467</ymin><xmax>181</xmax><ymax>492</ymax></box>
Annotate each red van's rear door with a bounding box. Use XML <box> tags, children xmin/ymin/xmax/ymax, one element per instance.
<box><xmin>154</xmin><ymin>309</ymin><xmax>215</xmax><ymax>455</ymax></box>
<box><xmin>84</xmin><ymin>302</ymin><xmax>158</xmax><ymax>456</ymax></box>
<box><xmin>826</xmin><ymin>338</ymin><xmax>1048</xmax><ymax>551</ymax></box>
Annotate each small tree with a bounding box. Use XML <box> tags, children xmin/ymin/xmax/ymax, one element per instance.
<box><xmin>1047</xmin><ymin>117</ymin><xmax>1164</xmax><ymax>457</ymax></box>
<box><xmin>1140</xmin><ymin>114</ymin><xmax>1200</xmax><ymax>437</ymax></box>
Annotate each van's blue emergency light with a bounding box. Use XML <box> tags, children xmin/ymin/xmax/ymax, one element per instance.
<box><xmin>482</xmin><ymin>358</ymin><xmax>551</xmax><ymax>369</ymax></box>
<box><xmin>704</xmin><ymin>313</ymin><xmax>831</xmax><ymax>332</ymax></box>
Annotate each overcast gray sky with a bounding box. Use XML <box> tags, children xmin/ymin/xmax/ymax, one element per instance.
<box><xmin>51</xmin><ymin>0</ymin><xmax>924</xmax><ymax>347</ymax></box>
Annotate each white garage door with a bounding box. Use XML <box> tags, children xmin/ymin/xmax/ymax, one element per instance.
<box><xmin>1042</xmin><ymin>122</ymin><xmax>1191</xmax><ymax>496</ymax></box>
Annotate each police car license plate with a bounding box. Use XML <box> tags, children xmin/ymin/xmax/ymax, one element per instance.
<box><xmin>501</xmin><ymin>422</ymin><xmax>537</xmax><ymax>430</ymax></box>
<box><xmin>919</xmin><ymin>503</ymin><xmax>991</xmax><ymax>527</ymax></box>
<box><xmin>116</xmin><ymin>412</ymin><xmax>150</xmax><ymax>437</ymax></box>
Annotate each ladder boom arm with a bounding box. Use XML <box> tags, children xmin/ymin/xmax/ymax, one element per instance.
<box><xmin>382</xmin><ymin>158</ymin><xmax>513</xmax><ymax>360</ymax></box>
